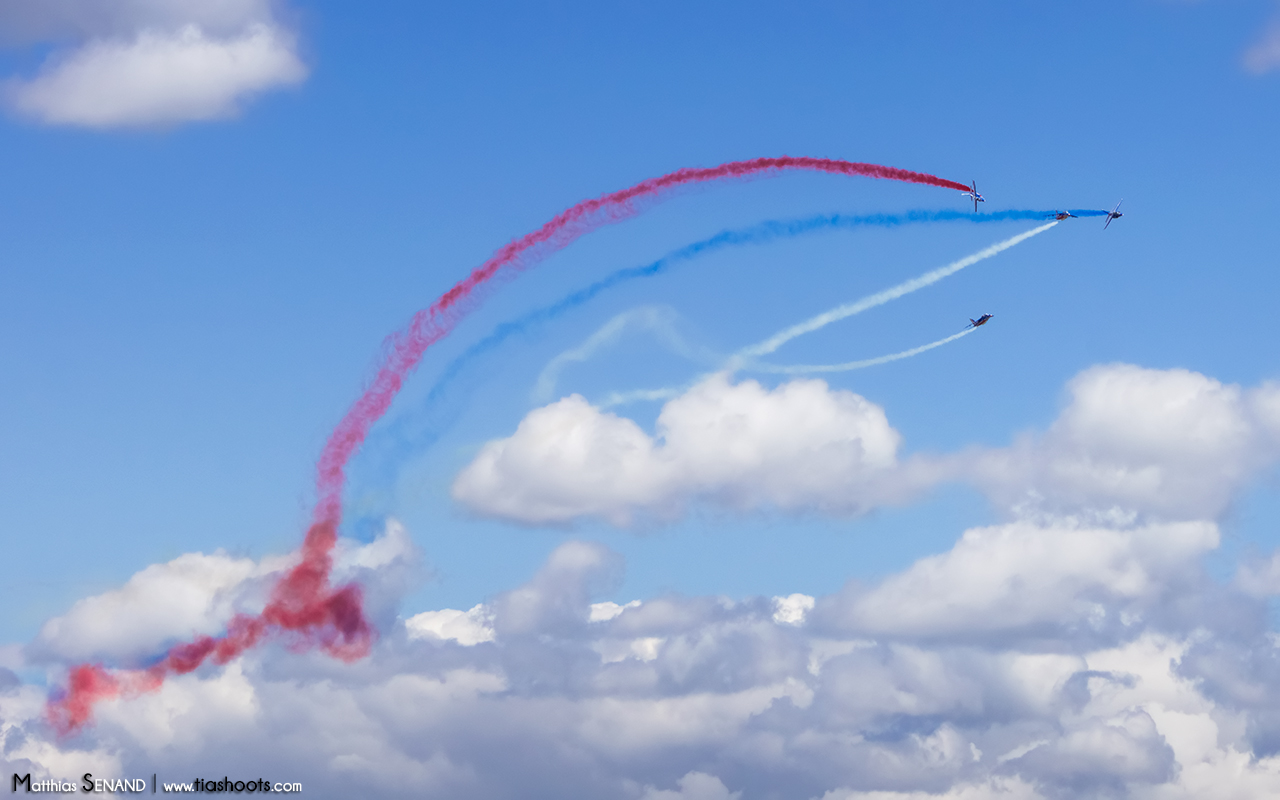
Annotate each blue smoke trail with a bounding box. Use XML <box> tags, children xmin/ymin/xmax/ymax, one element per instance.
<box><xmin>356</xmin><ymin>208</ymin><xmax>1094</xmax><ymax>483</ymax></box>
<box><xmin>419</xmin><ymin>209</ymin><xmax>1089</xmax><ymax>401</ymax></box>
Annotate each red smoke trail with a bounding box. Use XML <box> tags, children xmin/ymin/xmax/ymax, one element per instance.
<box><xmin>46</xmin><ymin>156</ymin><xmax>969</xmax><ymax>735</ymax></box>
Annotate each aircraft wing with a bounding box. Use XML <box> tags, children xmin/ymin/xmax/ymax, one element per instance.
<box><xmin>1104</xmin><ymin>199</ymin><xmax>1123</xmax><ymax>229</ymax></box>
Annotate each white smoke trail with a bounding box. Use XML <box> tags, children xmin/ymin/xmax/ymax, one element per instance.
<box><xmin>531</xmin><ymin>306</ymin><xmax>711</xmax><ymax>403</ymax></box>
<box><xmin>733</xmin><ymin>221</ymin><xmax>1057</xmax><ymax>364</ymax></box>
<box><xmin>749</xmin><ymin>327</ymin><xmax>977</xmax><ymax>374</ymax></box>
<box><xmin>598</xmin><ymin>386</ymin><xmax>684</xmax><ymax>408</ymax></box>
<box><xmin>598</xmin><ymin>221</ymin><xmax>1057</xmax><ymax>407</ymax></box>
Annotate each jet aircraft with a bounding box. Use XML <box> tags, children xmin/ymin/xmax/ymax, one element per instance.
<box><xmin>963</xmin><ymin>181</ymin><xmax>985</xmax><ymax>212</ymax></box>
<box><xmin>1103</xmin><ymin>200</ymin><xmax>1124</xmax><ymax>230</ymax></box>
<box><xmin>967</xmin><ymin>313</ymin><xmax>994</xmax><ymax>328</ymax></box>
<box><xmin>1052</xmin><ymin>211</ymin><xmax>1077</xmax><ymax>220</ymax></box>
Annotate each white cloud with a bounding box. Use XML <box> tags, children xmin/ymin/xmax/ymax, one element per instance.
<box><xmin>1237</xmin><ymin>550</ymin><xmax>1280</xmax><ymax>597</ymax></box>
<box><xmin>773</xmin><ymin>593</ymin><xmax>816</xmax><ymax>626</ymax></box>
<box><xmin>9</xmin><ymin>526</ymin><xmax>1280</xmax><ymax>799</ymax></box>
<box><xmin>27</xmin><ymin>522</ymin><xmax>414</xmax><ymax>665</ymax></box>
<box><xmin>1</xmin><ymin>1</ymin><xmax>305</xmax><ymax>127</ymax></box>
<box><xmin>593</xmin><ymin>635</ymin><xmax>665</xmax><ymax>663</ymax></box>
<box><xmin>640</xmin><ymin>772</ymin><xmax>742</xmax><ymax>800</ymax></box>
<box><xmin>29</xmin><ymin>550</ymin><xmax>276</xmax><ymax>664</ymax></box>
<box><xmin>453</xmin><ymin>393</ymin><xmax>670</xmax><ymax>526</ymax></box>
<box><xmin>1245</xmin><ymin>16</ymin><xmax>1280</xmax><ymax>73</ymax></box>
<box><xmin>452</xmin><ymin>374</ymin><xmax>907</xmax><ymax>525</ymax></box>
<box><xmin>454</xmin><ymin>364</ymin><xmax>1280</xmax><ymax>528</ymax></box>
<box><xmin>95</xmin><ymin>661</ymin><xmax>261</xmax><ymax>755</ymax></box>
<box><xmin>818</xmin><ymin>777</ymin><xmax>1043</xmax><ymax>800</ymax></box>
<box><xmin>963</xmin><ymin>365</ymin><xmax>1280</xmax><ymax>521</ymax></box>
<box><xmin>14</xmin><ymin>364</ymin><xmax>1280</xmax><ymax>798</ymax></box>
<box><xmin>491</xmin><ymin>540</ymin><xmax>623</xmax><ymax>635</ymax></box>
<box><xmin>590</xmin><ymin>599</ymin><xmax>642</xmax><ymax>622</ymax></box>
<box><xmin>406</xmin><ymin>605</ymin><xmax>495</xmax><ymax>646</ymax></box>
<box><xmin>820</xmin><ymin>519</ymin><xmax>1218</xmax><ymax>641</ymax></box>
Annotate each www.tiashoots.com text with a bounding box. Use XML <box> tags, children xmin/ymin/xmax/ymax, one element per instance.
<box><xmin>11</xmin><ymin>774</ymin><xmax>302</xmax><ymax>793</ymax></box>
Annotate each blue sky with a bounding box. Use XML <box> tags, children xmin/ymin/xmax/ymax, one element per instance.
<box><xmin>3</xmin><ymin>0</ymin><xmax>1278</xmax><ymax>631</ymax></box>
<box><xmin>4</xmin><ymin>3</ymin><xmax>1280</xmax><ymax>797</ymax></box>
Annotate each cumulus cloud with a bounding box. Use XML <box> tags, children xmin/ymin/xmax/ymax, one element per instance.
<box><xmin>27</xmin><ymin>521</ymin><xmax>416</xmax><ymax>665</ymax></box>
<box><xmin>640</xmin><ymin>772</ymin><xmax>742</xmax><ymax>800</ymax></box>
<box><xmin>406</xmin><ymin>605</ymin><xmax>496</xmax><ymax>646</ymax></box>
<box><xmin>963</xmin><ymin>365</ymin><xmax>1280</xmax><ymax>521</ymax></box>
<box><xmin>818</xmin><ymin>519</ymin><xmax>1219</xmax><ymax>643</ymax></box>
<box><xmin>0</xmin><ymin>0</ymin><xmax>305</xmax><ymax>127</ymax></box>
<box><xmin>452</xmin><ymin>374</ymin><xmax>909</xmax><ymax>525</ymax></box>
<box><xmin>29</xmin><ymin>550</ymin><xmax>276</xmax><ymax>664</ymax></box>
<box><xmin>773</xmin><ymin>593</ymin><xmax>816</xmax><ymax>626</ymax></box>
<box><xmin>1236</xmin><ymin>550</ymin><xmax>1280</xmax><ymax>597</ymax></box>
<box><xmin>12</xmin><ymin>364</ymin><xmax>1280</xmax><ymax>798</ymax></box>
<box><xmin>10</xmin><ymin>530</ymin><xmax>1280</xmax><ymax>799</ymax></box>
<box><xmin>454</xmin><ymin>364</ymin><xmax>1280</xmax><ymax>528</ymax></box>
<box><xmin>818</xmin><ymin>779</ymin><xmax>1043</xmax><ymax>800</ymax></box>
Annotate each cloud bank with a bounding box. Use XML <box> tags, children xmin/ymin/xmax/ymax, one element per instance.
<box><xmin>0</xmin><ymin>1</ymin><xmax>305</xmax><ymax>127</ymax></box>
<box><xmin>7</xmin><ymin>524</ymin><xmax>1280</xmax><ymax>799</ymax></box>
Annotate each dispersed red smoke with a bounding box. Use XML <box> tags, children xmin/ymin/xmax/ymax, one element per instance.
<box><xmin>46</xmin><ymin>665</ymin><xmax>121</xmax><ymax>734</ymax></box>
<box><xmin>47</xmin><ymin>521</ymin><xmax>370</xmax><ymax>735</ymax></box>
<box><xmin>47</xmin><ymin>157</ymin><xmax>968</xmax><ymax>735</ymax></box>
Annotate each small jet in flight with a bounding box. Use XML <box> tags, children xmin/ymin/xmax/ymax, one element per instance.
<box><xmin>1103</xmin><ymin>200</ymin><xmax>1124</xmax><ymax>230</ymax></box>
<box><xmin>1052</xmin><ymin>211</ymin><xmax>1077</xmax><ymax>221</ymax></box>
<box><xmin>967</xmin><ymin>313</ymin><xmax>994</xmax><ymax>328</ymax></box>
<box><xmin>963</xmin><ymin>181</ymin><xmax>985</xmax><ymax>212</ymax></box>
